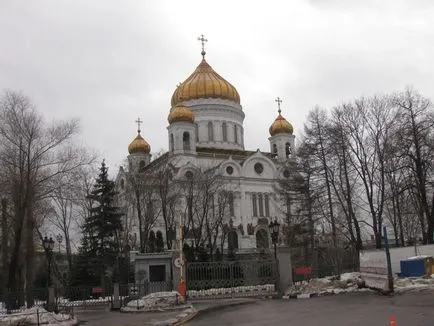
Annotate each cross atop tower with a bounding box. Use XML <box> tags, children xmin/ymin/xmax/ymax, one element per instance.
<box><xmin>197</xmin><ymin>34</ymin><xmax>208</xmax><ymax>59</ymax></box>
<box><xmin>275</xmin><ymin>97</ymin><xmax>283</xmax><ymax>114</ymax></box>
<box><xmin>135</xmin><ymin>117</ymin><xmax>143</xmax><ymax>134</ymax></box>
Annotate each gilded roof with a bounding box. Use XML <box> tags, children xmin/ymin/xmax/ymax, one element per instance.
<box><xmin>167</xmin><ymin>104</ymin><xmax>195</xmax><ymax>124</ymax></box>
<box><xmin>128</xmin><ymin>133</ymin><xmax>150</xmax><ymax>154</ymax></box>
<box><xmin>269</xmin><ymin>113</ymin><xmax>294</xmax><ymax>136</ymax></box>
<box><xmin>171</xmin><ymin>58</ymin><xmax>240</xmax><ymax>107</ymax></box>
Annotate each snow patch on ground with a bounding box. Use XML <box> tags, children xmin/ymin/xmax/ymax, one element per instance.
<box><xmin>405</xmin><ymin>255</ymin><xmax>430</xmax><ymax>260</ymax></box>
<box><xmin>121</xmin><ymin>291</ymin><xmax>185</xmax><ymax>312</ymax></box>
<box><xmin>286</xmin><ymin>272</ymin><xmax>366</xmax><ymax>297</ymax></box>
<box><xmin>57</xmin><ymin>296</ymin><xmax>112</xmax><ymax>307</ymax></box>
<box><xmin>287</xmin><ymin>271</ymin><xmax>434</xmax><ymax>297</ymax></box>
<box><xmin>394</xmin><ymin>276</ymin><xmax>434</xmax><ymax>293</ymax></box>
<box><xmin>188</xmin><ymin>284</ymin><xmax>275</xmax><ymax>298</ymax></box>
<box><xmin>0</xmin><ymin>307</ymin><xmax>77</xmax><ymax>326</ymax></box>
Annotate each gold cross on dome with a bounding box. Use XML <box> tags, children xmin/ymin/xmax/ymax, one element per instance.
<box><xmin>197</xmin><ymin>34</ymin><xmax>208</xmax><ymax>58</ymax></box>
<box><xmin>275</xmin><ymin>97</ymin><xmax>283</xmax><ymax>114</ymax></box>
<box><xmin>135</xmin><ymin>117</ymin><xmax>143</xmax><ymax>133</ymax></box>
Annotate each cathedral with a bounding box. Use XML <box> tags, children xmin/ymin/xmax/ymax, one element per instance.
<box><xmin>115</xmin><ymin>38</ymin><xmax>298</xmax><ymax>255</ymax></box>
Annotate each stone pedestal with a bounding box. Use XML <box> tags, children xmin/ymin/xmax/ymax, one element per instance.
<box><xmin>47</xmin><ymin>287</ymin><xmax>55</xmax><ymax>312</ymax></box>
<box><xmin>277</xmin><ymin>247</ymin><xmax>292</xmax><ymax>293</ymax></box>
<box><xmin>112</xmin><ymin>283</ymin><xmax>120</xmax><ymax>310</ymax></box>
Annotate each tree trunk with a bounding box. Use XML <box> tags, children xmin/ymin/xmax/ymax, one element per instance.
<box><xmin>1</xmin><ymin>198</ymin><xmax>8</xmax><ymax>294</ymax></box>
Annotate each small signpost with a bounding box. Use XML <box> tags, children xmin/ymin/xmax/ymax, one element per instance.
<box><xmin>130</xmin><ymin>285</ymin><xmax>139</xmax><ymax>296</ymax></box>
<box><xmin>174</xmin><ymin>256</ymin><xmax>184</xmax><ymax>269</ymax></box>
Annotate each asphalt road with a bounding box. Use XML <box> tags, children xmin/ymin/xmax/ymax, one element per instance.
<box><xmin>188</xmin><ymin>290</ymin><xmax>434</xmax><ymax>326</ymax></box>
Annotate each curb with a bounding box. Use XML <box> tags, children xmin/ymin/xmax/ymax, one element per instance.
<box><xmin>120</xmin><ymin>304</ymin><xmax>192</xmax><ymax>313</ymax></box>
<box><xmin>172</xmin><ymin>308</ymin><xmax>198</xmax><ymax>326</ymax></box>
<box><xmin>173</xmin><ymin>299</ymin><xmax>257</xmax><ymax>325</ymax></box>
<box><xmin>197</xmin><ymin>299</ymin><xmax>256</xmax><ymax>314</ymax></box>
<box><xmin>283</xmin><ymin>291</ymin><xmax>337</xmax><ymax>299</ymax></box>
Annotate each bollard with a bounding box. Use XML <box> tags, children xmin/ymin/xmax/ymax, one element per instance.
<box><xmin>37</xmin><ymin>308</ymin><xmax>40</xmax><ymax>326</ymax></box>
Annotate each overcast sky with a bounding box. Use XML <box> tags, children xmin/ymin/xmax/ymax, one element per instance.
<box><xmin>1</xmin><ymin>0</ymin><xmax>434</xmax><ymax>175</ymax></box>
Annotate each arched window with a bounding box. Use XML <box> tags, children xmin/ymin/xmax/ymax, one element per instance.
<box><xmin>170</xmin><ymin>134</ymin><xmax>174</xmax><ymax>152</ymax></box>
<box><xmin>234</xmin><ymin>124</ymin><xmax>238</xmax><ymax>144</ymax></box>
<box><xmin>156</xmin><ymin>230</ymin><xmax>164</xmax><ymax>252</ymax></box>
<box><xmin>228</xmin><ymin>230</ymin><xmax>238</xmax><ymax>251</ymax></box>
<box><xmin>252</xmin><ymin>194</ymin><xmax>258</xmax><ymax>216</ymax></box>
<box><xmin>285</xmin><ymin>142</ymin><xmax>291</xmax><ymax>157</ymax></box>
<box><xmin>229</xmin><ymin>192</ymin><xmax>234</xmax><ymax>216</ymax></box>
<box><xmin>273</xmin><ymin>144</ymin><xmax>278</xmax><ymax>157</ymax></box>
<box><xmin>256</xmin><ymin>229</ymin><xmax>269</xmax><ymax>249</ymax></box>
<box><xmin>258</xmin><ymin>194</ymin><xmax>264</xmax><ymax>216</ymax></box>
<box><xmin>222</xmin><ymin>122</ymin><xmax>227</xmax><ymax>141</ymax></box>
<box><xmin>183</xmin><ymin>132</ymin><xmax>190</xmax><ymax>150</ymax></box>
<box><xmin>148</xmin><ymin>230</ymin><xmax>156</xmax><ymax>252</ymax></box>
<box><xmin>139</xmin><ymin>161</ymin><xmax>146</xmax><ymax>171</ymax></box>
<box><xmin>265</xmin><ymin>194</ymin><xmax>270</xmax><ymax>217</ymax></box>
<box><xmin>208</xmin><ymin>122</ymin><xmax>214</xmax><ymax>141</ymax></box>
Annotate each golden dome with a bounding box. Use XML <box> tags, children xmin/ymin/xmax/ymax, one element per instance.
<box><xmin>128</xmin><ymin>133</ymin><xmax>150</xmax><ymax>154</ymax></box>
<box><xmin>269</xmin><ymin>113</ymin><xmax>294</xmax><ymax>136</ymax></box>
<box><xmin>171</xmin><ymin>58</ymin><xmax>240</xmax><ymax>107</ymax></box>
<box><xmin>168</xmin><ymin>104</ymin><xmax>195</xmax><ymax>124</ymax></box>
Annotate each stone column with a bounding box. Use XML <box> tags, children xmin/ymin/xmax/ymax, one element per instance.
<box><xmin>47</xmin><ymin>287</ymin><xmax>55</xmax><ymax>312</ymax></box>
<box><xmin>276</xmin><ymin>247</ymin><xmax>292</xmax><ymax>294</ymax></box>
<box><xmin>112</xmin><ymin>283</ymin><xmax>120</xmax><ymax>310</ymax></box>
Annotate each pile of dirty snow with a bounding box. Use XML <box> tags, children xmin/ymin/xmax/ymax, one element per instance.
<box><xmin>286</xmin><ymin>272</ymin><xmax>366</xmax><ymax>297</ymax></box>
<box><xmin>188</xmin><ymin>284</ymin><xmax>275</xmax><ymax>298</ymax></box>
<box><xmin>0</xmin><ymin>307</ymin><xmax>77</xmax><ymax>326</ymax></box>
<box><xmin>394</xmin><ymin>276</ymin><xmax>434</xmax><ymax>293</ymax></box>
<box><xmin>121</xmin><ymin>291</ymin><xmax>185</xmax><ymax>312</ymax></box>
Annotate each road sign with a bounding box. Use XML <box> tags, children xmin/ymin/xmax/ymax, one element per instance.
<box><xmin>174</xmin><ymin>257</ymin><xmax>184</xmax><ymax>268</ymax></box>
<box><xmin>130</xmin><ymin>285</ymin><xmax>139</xmax><ymax>296</ymax></box>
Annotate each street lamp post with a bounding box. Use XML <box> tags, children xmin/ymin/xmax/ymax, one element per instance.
<box><xmin>56</xmin><ymin>234</ymin><xmax>63</xmax><ymax>254</ymax></box>
<box><xmin>42</xmin><ymin>236</ymin><xmax>55</xmax><ymax>287</ymax></box>
<box><xmin>268</xmin><ymin>219</ymin><xmax>281</xmax><ymax>297</ymax></box>
<box><xmin>269</xmin><ymin>219</ymin><xmax>280</xmax><ymax>260</ymax></box>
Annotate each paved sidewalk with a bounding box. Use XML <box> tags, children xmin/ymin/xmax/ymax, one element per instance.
<box><xmin>191</xmin><ymin>298</ymin><xmax>258</xmax><ymax>313</ymax></box>
<box><xmin>75</xmin><ymin>307</ymin><xmax>194</xmax><ymax>326</ymax></box>
<box><xmin>74</xmin><ymin>298</ymin><xmax>257</xmax><ymax>326</ymax></box>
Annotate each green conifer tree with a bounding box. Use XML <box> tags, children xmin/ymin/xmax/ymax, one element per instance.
<box><xmin>74</xmin><ymin>160</ymin><xmax>123</xmax><ymax>287</ymax></box>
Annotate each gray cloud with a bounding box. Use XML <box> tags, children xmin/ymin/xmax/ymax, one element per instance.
<box><xmin>1</xmin><ymin>0</ymin><xmax>434</xmax><ymax>174</ymax></box>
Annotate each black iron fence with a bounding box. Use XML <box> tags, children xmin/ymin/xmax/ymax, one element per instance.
<box><xmin>292</xmin><ymin>263</ymin><xmax>360</xmax><ymax>283</ymax></box>
<box><xmin>0</xmin><ymin>288</ymin><xmax>48</xmax><ymax>314</ymax></box>
<box><xmin>56</xmin><ymin>284</ymin><xmax>114</xmax><ymax>312</ymax></box>
<box><xmin>186</xmin><ymin>259</ymin><xmax>277</xmax><ymax>299</ymax></box>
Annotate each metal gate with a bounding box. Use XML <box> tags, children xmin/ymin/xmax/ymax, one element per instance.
<box><xmin>56</xmin><ymin>285</ymin><xmax>113</xmax><ymax>312</ymax></box>
<box><xmin>186</xmin><ymin>259</ymin><xmax>277</xmax><ymax>299</ymax></box>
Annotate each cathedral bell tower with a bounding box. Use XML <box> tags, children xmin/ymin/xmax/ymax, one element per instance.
<box><xmin>268</xmin><ymin>98</ymin><xmax>295</xmax><ymax>161</ymax></box>
<box><xmin>167</xmin><ymin>103</ymin><xmax>196</xmax><ymax>155</ymax></box>
<box><xmin>127</xmin><ymin>118</ymin><xmax>151</xmax><ymax>172</ymax></box>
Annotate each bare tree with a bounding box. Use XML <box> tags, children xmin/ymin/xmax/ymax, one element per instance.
<box><xmin>47</xmin><ymin>167</ymin><xmax>96</xmax><ymax>273</ymax></box>
<box><xmin>303</xmin><ymin>107</ymin><xmax>338</xmax><ymax>249</ymax></box>
<box><xmin>393</xmin><ymin>87</ymin><xmax>434</xmax><ymax>243</ymax></box>
<box><xmin>0</xmin><ymin>91</ymin><xmax>94</xmax><ymax>296</ymax></box>
<box><xmin>179</xmin><ymin>165</ymin><xmax>228</xmax><ymax>257</ymax></box>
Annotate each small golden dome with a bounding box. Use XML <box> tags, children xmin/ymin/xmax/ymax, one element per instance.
<box><xmin>269</xmin><ymin>113</ymin><xmax>294</xmax><ymax>136</ymax></box>
<box><xmin>171</xmin><ymin>58</ymin><xmax>240</xmax><ymax>107</ymax></box>
<box><xmin>168</xmin><ymin>104</ymin><xmax>195</xmax><ymax>124</ymax></box>
<box><xmin>128</xmin><ymin>133</ymin><xmax>150</xmax><ymax>154</ymax></box>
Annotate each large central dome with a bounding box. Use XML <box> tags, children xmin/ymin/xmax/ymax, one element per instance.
<box><xmin>171</xmin><ymin>58</ymin><xmax>240</xmax><ymax>107</ymax></box>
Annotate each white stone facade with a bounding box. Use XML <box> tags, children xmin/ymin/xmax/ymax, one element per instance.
<box><xmin>115</xmin><ymin>57</ymin><xmax>299</xmax><ymax>254</ymax></box>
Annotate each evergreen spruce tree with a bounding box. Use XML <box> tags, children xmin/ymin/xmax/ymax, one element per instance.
<box><xmin>75</xmin><ymin>161</ymin><xmax>123</xmax><ymax>287</ymax></box>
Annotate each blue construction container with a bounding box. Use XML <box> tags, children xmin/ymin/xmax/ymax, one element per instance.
<box><xmin>399</xmin><ymin>256</ymin><xmax>434</xmax><ymax>277</ymax></box>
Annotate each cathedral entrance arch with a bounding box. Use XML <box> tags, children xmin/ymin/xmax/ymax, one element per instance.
<box><xmin>228</xmin><ymin>229</ymin><xmax>238</xmax><ymax>251</ymax></box>
<box><xmin>256</xmin><ymin>228</ymin><xmax>269</xmax><ymax>249</ymax></box>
